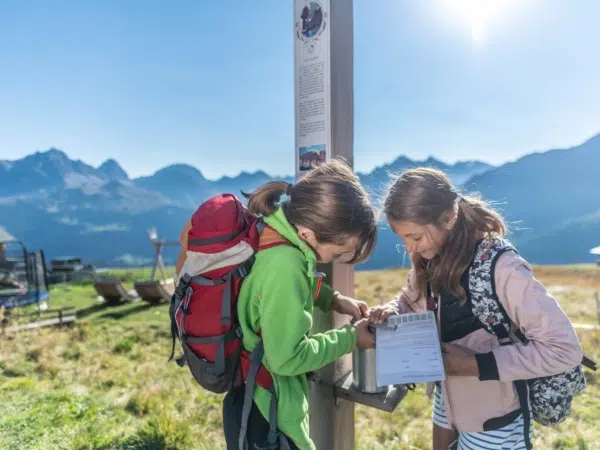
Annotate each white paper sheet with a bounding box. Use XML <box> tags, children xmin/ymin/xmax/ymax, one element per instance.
<box><xmin>376</xmin><ymin>311</ymin><xmax>446</xmax><ymax>386</ymax></box>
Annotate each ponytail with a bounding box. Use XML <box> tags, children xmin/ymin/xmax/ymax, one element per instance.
<box><xmin>243</xmin><ymin>181</ymin><xmax>289</xmax><ymax>216</ymax></box>
<box><xmin>458</xmin><ymin>196</ymin><xmax>506</xmax><ymax>238</ymax></box>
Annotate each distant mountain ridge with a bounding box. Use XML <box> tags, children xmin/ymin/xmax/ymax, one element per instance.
<box><xmin>463</xmin><ymin>133</ymin><xmax>600</xmax><ymax>265</ymax></box>
<box><xmin>0</xmin><ymin>147</ymin><xmax>490</xmax><ymax>213</ymax></box>
<box><xmin>1</xmin><ymin>136</ymin><xmax>599</xmax><ymax>269</ymax></box>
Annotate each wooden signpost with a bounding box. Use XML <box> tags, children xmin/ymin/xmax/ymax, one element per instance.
<box><xmin>294</xmin><ymin>1</ymin><xmax>355</xmax><ymax>448</ymax></box>
<box><xmin>294</xmin><ymin>2</ymin><xmax>406</xmax><ymax>448</ymax></box>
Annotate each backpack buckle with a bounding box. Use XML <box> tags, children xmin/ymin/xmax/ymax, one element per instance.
<box><xmin>254</xmin><ymin>444</ymin><xmax>278</xmax><ymax>450</ymax></box>
<box><xmin>175</xmin><ymin>274</ymin><xmax>191</xmax><ymax>296</ymax></box>
<box><xmin>497</xmin><ymin>336</ymin><xmax>513</xmax><ymax>346</ymax></box>
<box><xmin>254</xmin><ymin>438</ymin><xmax>280</xmax><ymax>450</ymax></box>
<box><xmin>491</xmin><ymin>324</ymin><xmax>513</xmax><ymax>346</ymax></box>
<box><xmin>236</xmin><ymin>256</ymin><xmax>255</xmax><ymax>278</ymax></box>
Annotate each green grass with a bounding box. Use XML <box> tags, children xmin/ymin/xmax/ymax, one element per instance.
<box><xmin>0</xmin><ymin>266</ymin><xmax>599</xmax><ymax>449</ymax></box>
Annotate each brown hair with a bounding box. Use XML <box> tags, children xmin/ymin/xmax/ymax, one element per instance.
<box><xmin>244</xmin><ymin>158</ymin><xmax>377</xmax><ymax>264</ymax></box>
<box><xmin>384</xmin><ymin>167</ymin><xmax>506</xmax><ymax>302</ymax></box>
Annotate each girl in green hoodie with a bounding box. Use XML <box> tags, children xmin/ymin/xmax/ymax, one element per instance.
<box><xmin>222</xmin><ymin>159</ymin><xmax>378</xmax><ymax>450</ymax></box>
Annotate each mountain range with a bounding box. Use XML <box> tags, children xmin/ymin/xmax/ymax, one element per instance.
<box><xmin>1</xmin><ymin>134</ymin><xmax>599</xmax><ymax>270</ymax></box>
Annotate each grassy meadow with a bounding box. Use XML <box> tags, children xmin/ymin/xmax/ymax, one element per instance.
<box><xmin>0</xmin><ymin>265</ymin><xmax>599</xmax><ymax>450</ymax></box>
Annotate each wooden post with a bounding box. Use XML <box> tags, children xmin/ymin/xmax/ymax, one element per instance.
<box><xmin>595</xmin><ymin>292</ymin><xmax>600</xmax><ymax>324</ymax></box>
<box><xmin>294</xmin><ymin>0</ymin><xmax>355</xmax><ymax>448</ymax></box>
<box><xmin>157</xmin><ymin>241</ymin><xmax>168</xmax><ymax>284</ymax></box>
<box><xmin>0</xmin><ymin>306</ymin><xmax>5</xmax><ymax>335</ymax></box>
<box><xmin>150</xmin><ymin>241</ymin><xmax>160</xmax><ymax>281</ymax></box>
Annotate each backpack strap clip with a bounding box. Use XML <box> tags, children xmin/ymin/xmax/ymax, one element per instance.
<box><xmin>492</xmin><ymin>323</ymin><xmax>514</xmax><ymax>346</ymax></box>
<box><xmin>173</xmin><ymin>274</ymin><xmax>192</xmax><ymax>302</ymax></box>
<box><xmin>169</xmin><ymin>274</ymin><xmax>192</xmax><ymax>363</ymax></box>
<box><xmin>235</xmin><ymin>254</ymin><xmax>256</xmax><ymax>278</ymax></box>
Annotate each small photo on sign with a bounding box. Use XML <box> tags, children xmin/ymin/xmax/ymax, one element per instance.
<box><xmin>298</xmin><ymin>144</ymin><xmax>327</xmax><ymax>171</ymax></box>
<box><xmin>300</xmin><ymin>2</ymin><xmax>324</xmax><ymax>39</ymax></box>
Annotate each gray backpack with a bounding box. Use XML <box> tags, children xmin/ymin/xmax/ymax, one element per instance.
<box><xmin>468</xmin><ymin>237</ymin><xmax>596</xmax><ymax>433</ymax></box>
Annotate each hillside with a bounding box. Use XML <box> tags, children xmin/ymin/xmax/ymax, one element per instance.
<box><xmin>510</xmin><ymin>211</ymin><xmax>600</xmax><ymax>264</ymax></box>
<box><xmin>0</xmin><ymin>149</ymin><xmax>491</xmax><ymax>267</ymax></box>
<box><xmin>465</xmin><ymin>133</ymin><xmax>600</xmax><ymax>264</ymax></box>
<box><xmin>466</xmin><ymin>134</ymin><xmax>600</xmax><ymax>235</ymax></box>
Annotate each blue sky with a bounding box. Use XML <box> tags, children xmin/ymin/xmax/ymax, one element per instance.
<box><xmin>1</xmin><ymin>0</ymin><xmax>600</xmax><ymax>180</ymax></box>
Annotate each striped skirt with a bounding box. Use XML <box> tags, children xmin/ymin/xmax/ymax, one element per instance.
<box><xmin>433</xmin><ymin>384</ymin><xmax>531</xmax><ymax>450</ymax></box>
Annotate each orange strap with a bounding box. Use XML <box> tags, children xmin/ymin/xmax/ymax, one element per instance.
<box><xmin>257</xmin><ymin>226</ymin><xmax>290</xmax><ymax>250</ymax></box>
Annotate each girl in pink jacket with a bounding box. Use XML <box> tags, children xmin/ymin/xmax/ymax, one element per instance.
<box><xmin>369</xmin><ymin>167</ymin><xmax>584</xmax><ymax>450</ymax></box>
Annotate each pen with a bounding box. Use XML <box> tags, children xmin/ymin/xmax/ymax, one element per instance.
<box><xmin>368</xmin><ymin>323</ymin><xmax>399</xmax><ymax>332</ymax></box>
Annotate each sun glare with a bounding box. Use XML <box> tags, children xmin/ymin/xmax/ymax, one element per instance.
<box><xmin>441</xmin><ymin>0</ymin><xmax>510</xmax><ymax>43</ymax></box>
<box><xmin>470</xmin><ymin>9</ymin><xmax>485</xmax><ymax>41</ymax></box>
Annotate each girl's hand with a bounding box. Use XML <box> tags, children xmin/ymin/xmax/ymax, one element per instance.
<box><xmin>367</xmin><ymin>305</ymin><xmax>398</xmax><ymax>324</ymax></box>
<box><xmin>442</xmin><ymin>343</ymin><xmax>480</xmax><ymax>377</ymax></box>
<box><xmin>353</xmin><ymin>318</ymin><xmax>376</xmax><ymax>349</ymax></box>
<box><xmin>332</xmin><ymin>294</ymin><xmax>368</xmax><ymax>321</ymax></box>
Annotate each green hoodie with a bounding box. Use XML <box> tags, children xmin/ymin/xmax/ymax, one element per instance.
<box><xmin>236</xmin><ymin>206</ymin><xmax>358</xmax><ymax>450</ymax></box>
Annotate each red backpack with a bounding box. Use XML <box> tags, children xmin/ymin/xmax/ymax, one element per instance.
<box><xmin>168</xmin><ymin>194</ymin><xmax>294</xmax><ymax>449</ymax></box>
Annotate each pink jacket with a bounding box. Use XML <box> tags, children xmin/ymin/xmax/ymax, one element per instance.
<box><xmin>391</xmin><ymin>251</ymin><xmax>584</xmax><ymax>432</ymax></box>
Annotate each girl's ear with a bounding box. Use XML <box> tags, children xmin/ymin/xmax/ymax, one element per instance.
<box><xmin>297</xmin><ymin>225</ymin><xmax>317</xmax><ymax>246</ymax></box>
<box><xmin>444</xmin><ymin>207</ymin><xmax>458</xmax><ymax>230</ymax></box>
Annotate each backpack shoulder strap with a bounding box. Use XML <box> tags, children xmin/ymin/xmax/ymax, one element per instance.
<box><xmin>469</xmin><ymin>239</ymin><xmax>597</xmax><ymax>370</ymax></box>
<box><xmin>468</xmin><ymin>237</ymin><xmax>523</xmax><ymax>345</ymax></box>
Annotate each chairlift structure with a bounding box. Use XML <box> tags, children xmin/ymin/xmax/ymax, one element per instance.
<box><xmin>133</xmin><ymin>227</ymin><xmax>178</xmax><ymax>304</ymax></box>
